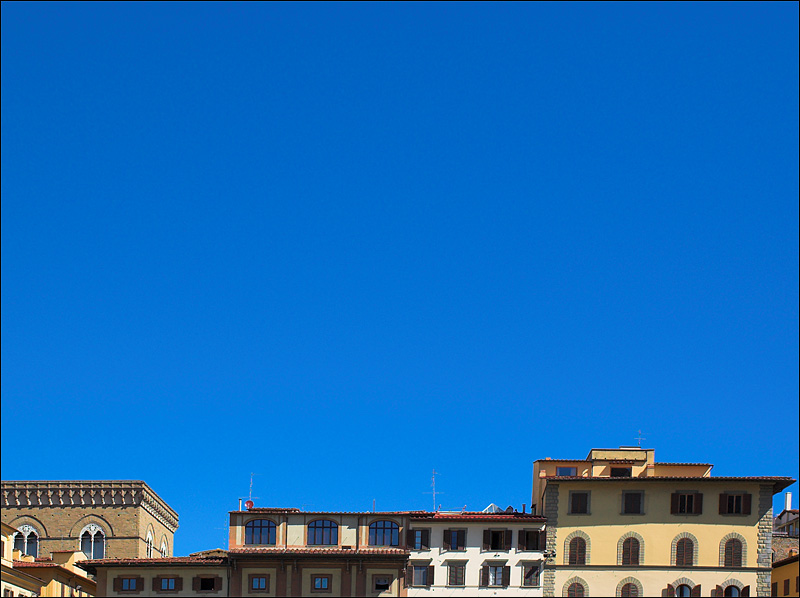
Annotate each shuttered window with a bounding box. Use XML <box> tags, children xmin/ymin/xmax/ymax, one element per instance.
<box><xmin>623</xmin><ymin>492</ymin><xmax>643</xmax><ymax>514</ymax></box>
<box><xmin>568</xmin><ymin>582</ymin><xmax>585</xmax><ymax>597</ymax></box>
<box><xmin>443</xmin><ymin>529</ymin><xmax>466</xmax><ymax>551</ymax></box>
<box><xmin>671</xmin><ymin>493</ymin><xmax>703</xmax><ymax>515</ymax></box>
<box><xmin>719</xmin><ymin>493</ymin><xmax>752</xmax><ymax>515</ymax></box>
<box><xmin>522</xmin><ymin>564</ymin><xmax>540</xmax><ymax>587</ymax></box>
<box><xmin>447</xmin><ymin>564</ymin><xmax>465</xmax><ymax>586</ymax></box>
<box><xmin>622</xmin><ymin>537</ymin><xmax>640</xmax><ymax>565</ymax></box>
<box><xmin>723</xmin><ymin>539</ymin><xmax>743</xmax><ymax>567</ymax></box>
<box><xmin>675</xmin><ymin>538</ymin><xmax>694</xmax><ymax>567</ymax></box>
<box><xmin>569</xmin><ymin>537</ymin><xmax>586</xmax><ymax>565</ymax></box>
<box><xmin>569</xmin><ymin>492</ymin><xmax>589</xmax><ymax>514</ymax></box>
<box><xmin>621</xmin><ymin>582</ymin><xmax>639</xmax><ymax>597</ymax></box>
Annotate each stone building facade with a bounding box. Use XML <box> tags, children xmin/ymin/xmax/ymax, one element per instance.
<box><xmin>1</xmin><ymin>480</ymin><xmax>179</xmax><ymax>560</ymax></box>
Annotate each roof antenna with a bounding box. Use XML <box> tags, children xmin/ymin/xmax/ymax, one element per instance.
<box><xmin>635</xmin><ymin>430</ymin><xmax>646</xmax><ymax>447</ymax></box>
<box><xmin>240</xmin><ymin>473</ymin><xmax>260</xmax><ymax>509</ymax></box>
<box><xmin>423</xmin><ymin>469</ymin><xmax>443</xmax><ymax>512</ymax></box>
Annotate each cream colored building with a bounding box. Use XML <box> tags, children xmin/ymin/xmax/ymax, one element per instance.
<box><xmin>531</xmin><ymin>447</ymin><xmax>794</xmax><ymax>597</ymax></box>
<box><xmin>406</xmin><ymin>510</ymin><xmax>547</xmax><ymax>596</ymax></box>
<box><xmin>2</xmin><ymin>522</ymin><xmax>43</xmax><ymax>597</ymax></box>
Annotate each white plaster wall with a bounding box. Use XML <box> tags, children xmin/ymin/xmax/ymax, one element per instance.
<box><xmin>407</xmin><ymin>522</ymin><xmax>545</xmax><ymax>597</ymax></box>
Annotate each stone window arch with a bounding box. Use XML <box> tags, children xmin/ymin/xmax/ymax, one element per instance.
<box><xmin>562</xmin><ymin>576</ymin><xmax>589</xmax><ymax>597</ymax></box>
<box><xmin>616</xmin><ymin>577</ymin><xmax>643</xmax><ymax>597</ymax></box>
<box><xmin>670</xmin><ymin>532</ymin><xmax>698</xmax><ymax>567</ymax></box>
<box><xmin>716</xmin><ymin>579</ymin><xmax>748</xmax><ymax>597</ymax></box>
<box><xmin>146</xmin><ymin>528</ymin><xmax>154</xmax><ymax>558</ymax></box>
<box><xmin>563</xmin><ymin>530</ymin><xmax>591</xmax><ymax>565</ymax></box>
<box><xmin>13</xmin><ymin>524</ymin><xmax>39</xmax><ymax>558</ymax></box>
<box><xmin>79</xmin><ymin>523</ymin><xmax>105</xmax><ymax>559</ymax></box>
<box><xmin>719</xmin><ymin>533</ymin><xmax>747</xmax><ymax>567</ymax></box>
<box><xmin>667</xmin><ymin>577</ymin><xmax>697</xmax><ymax>597</ymax></box>
<box><xmin>368</xmin><ymin>520</ymin><xmax>399</xmax><ymax>546</ymax></box>
<box><xmin>617</xmin><ymin>531</ymin><xmax>645</xmax><ymax>566</ymax></box>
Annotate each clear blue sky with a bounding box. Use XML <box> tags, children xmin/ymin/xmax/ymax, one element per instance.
<box><xmin>2</xmin><ymin>2</ymin><xmax>797</xmax><ymax>555</ymax></box>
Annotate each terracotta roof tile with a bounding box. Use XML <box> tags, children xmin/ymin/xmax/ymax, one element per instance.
<box><xmin>229</xmin><ymin>547</ymin><xmax>407</xmax><ymax>556</ymax></box>
<box><xmin>78</xmin><ymin>557</ymin><xmax>226</xmax><ymax>568</ymax></box>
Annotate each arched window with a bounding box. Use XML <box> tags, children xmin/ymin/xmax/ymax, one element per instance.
<box><xmin>308</xmin><ymin>520</ymin><xmax>338</xmax><ymax>545</ymax></box>
<box><xmin>622</xmin><ymin>537</ymin><xmax>640</xmax><ymax>566</ymax></box>
<box><xmin>13</xmin><ymin>525</ymin><xmax>39</xmax><ymax>558</ymax></box>
<box><xmin>621</xmin><ymin>582</ymin><xmax>638</xmax><ymax>597</ymax></box>
<box><xmin>80</xmin><ymin>524</ymin><xmax>105</xmax><ymax>559</ymax></box>
<box><xmin>675</xmin><ymin>585</ymin><xmax>692</xmax><ymax>597</ymax></box>
<box><xmin>146</xmin><ymin>531</ymin><xmax>154</xmax><ymax>558</ymax></box>
<box><xmin>245</xmin><ymin>519</ymin><xmax>277</xmax><ymax>545</ymax></box>
<box><xmin>368</xmin><ymin>521</ymin><xmax>399</xmax><ymax>546</ymax></box>
<box><xmin>567</xmin><ymin>582</ymin><xmax>585</xmax><ymax>597</ymax></box>
<box><xmin>160</xmin><ymin>538</ymin><xmax>169</xmax><ymax>557</ymax></box>
<box><xmin>675</xmin><ymin>538</ymin><xmax>693</xmax><ymax>567</ymax></box>
<box><xmin>723</xmin><ymin>587</ymin><xmax>741</xmax><ymax>597</ymax></box>
<box><xmin>569</xmin><ymin>537</ymin><xmax>586</xmax><ymax>565</ymax></box>
<box><xmin>724</xmin><ymin>539</ymin><xmax>743</xmax><ymax>568</ymax></box>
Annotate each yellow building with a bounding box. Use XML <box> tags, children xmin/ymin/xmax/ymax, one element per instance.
<box><xmin>2</xmin><ymin>521</ymin><xmax>96</xmax><ymax>597</ymax></box>
<box><xmin>531</xmin><ymin>447</ymin><xmax>794</xmax><ymax>597</ymax></box>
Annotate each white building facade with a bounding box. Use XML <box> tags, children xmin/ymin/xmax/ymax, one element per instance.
<box><xmin>406</xmin><ymin>511</ymin><xmax>547</xmax><ymax>597</ymax></box>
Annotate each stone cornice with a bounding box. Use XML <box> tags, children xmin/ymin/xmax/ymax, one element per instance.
<box><xmin>1</xmin><ymin>481</ymin><xmax>179</xmax><ymax>532</ymax></box>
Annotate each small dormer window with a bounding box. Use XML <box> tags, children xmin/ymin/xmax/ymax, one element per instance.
<box><xmin>557</xmin><ymin>467</ymin><xmax>577</xmax><ymax>476</ymax></box>
<box><xmin>610</xmin><ymin>467</ymin><xmax>632</xmax><ymax>477</ymax></box>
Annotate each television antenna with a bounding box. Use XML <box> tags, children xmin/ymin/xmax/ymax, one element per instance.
<box><xmin>238</xmin><ymin>472</ymin><xmax>260</xmax><ymax>510</ymax></box>
<box><xmin>423</xmin><ymin>469</ymin><xmax>443</xmax><ymax>511</ymax></box>
<box><xmin>635</xmin><ymin>430</ymin><xmax>646</xmax><ymax>447</ymax></box>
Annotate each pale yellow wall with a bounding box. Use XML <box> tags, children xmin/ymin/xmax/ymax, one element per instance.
<box><xmin>653</xmin><ymin>464</ymin><xmax>712</xmax><ymax>477</ymax></box>
<box><xmin>231</xmin><ymin>513</ymin><xmax>370</xmax><ymax>548</ymax></box>
<box><xmin>302</xmin><ymin>567</ymin><xmax>342</xmax><ymax>596</ymax></box>
<box><xmin>555</xmin><ymin>480</ymin><xmax>761</xmax><ymax>567</ymax></box>
<box><xmin>553</xmin><ymin>568</ymin><xmax>757</xmax><ymax>597</ymax></box>
<box><xmin>367</xmin><ymin>567</ymin><xmax>400</xmax><ymax>597</ymax></box>
<box><xmin>240</xmin><ymin>566</ymin><xmax>278</xmax><ymax>597</ymax></box>
<box><xmin>101</xmin><ymin>566</ymin><xmax>228</xmax><ymax>597</ymax></box>
<box><xmin>772</xmin><ymin>560</ymin><xmax>799</xmax><ymax>598</ymax></box>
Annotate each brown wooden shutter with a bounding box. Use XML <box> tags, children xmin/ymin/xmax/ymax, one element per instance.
<box><xmin>538</xmin><ymin>530</ymin><xmax>547</xmax><ymax>551</ymax></box>
<box><xmin>713</xmin><ymin>586</ymin><xmax>722</xmax><ymax>597</ymax></box>
<box><xmin>676</xmin><ymin>539</ymin><xmax>685</xmax><ymax>566</ymax></box>
<box><xmin>192</xmin><ymin>577</ymin><xmax>201</xmax><ymax>592</ymax></box>
<box><xmin>741</xmin><ymin>585</ymin><xmax>749</xmax><ymax>597</ymax></box>
<box><xmin>663</xmin><ymin>584</ymin><xmax>675</xmax><ymax>597</ymax></box>
<box><xmin>518</xmin><ymin>531</ymin><xmax>526</xmax><ymax>551</ymax></box>
<box><xmin>504</xmin><ymin>529</ymin><xmax>512</xmax><ymax>551</ymax></box>
<box><xmin>482</xmin><ymin>530</ymin><xmax>490</xmax><ymax>551</ymax></box>
<box><xmin>742</xmin><ymin>493</ymin><xmax>752</xmax><ymax>515</ymax></box>
<box><xmin>427</xmin><ymin>566</ymin><xmax>434</xmax><ymax>586</ymax></box>
<box><xmin>457</xmin><ymin>530</ymin><xmax>465</xmax><ymax>549</ymax></box>
<box><xmin>443</xmin><ymin>529</ymin><xmax>450</xmax><ymax>550</ymax></box>
<box><xmin>719</xmin><ymin>493</ymin><xmax>728</xmax><ymax>514</ymax></box>
<box><xmin>405</xmin><ymin>566</ymin><xmax>413</xmax><ymax>587</ymax></box>
<box><xmin>693</xmin><ymin>493</ymin><xmax>703</xmax><ymax>514</ymax></box>
<box><xmin>152</xmin><ymin>577</ymin><xmax>160</xmax><ymax>592</ymax></box>
<box><xmin>622</xmin><ymin>538</ymin><xmax>631</xmax><ymax>565</ymax></box>
<box><xmin>479</xmin><ymin>566</ymin><xmax>489</xmax><ymax>587</ymax></box>
<box><xmin>214</xmin><ymin>576</ymin><xmax>222</xmax><ymax>591</ymax></box>
<box><xmin>691</xmin><ymin>584</ymin><xmax>701</xmax><ymax>597</ymax></box>
<box><xmin>407</xmin><ymin>529</ymin><xmax>415</xmax><ymax>548</ymax></box>
<box><xmin>175</xmin><ymin>577</ymin><xmax>183</xmax><ymax>592</ymax></box>
<box><xmin>113</xmin><ymin>577</ymin><xmax>122</xmax><ymax>592</ymax></box>
<box><xmin>422</xmin><ymin>529</ymin><xmax>430</xmax><ymax>549</ymax></box>
<box><xmin>502</xmin><ymin>565</ymin><xmax>510</xmax><ymax>587</ymax></box>
<box><xmin>670</xmin><ymin>493</ymin><xmax>680</xmax><ymax>514</ymax></box>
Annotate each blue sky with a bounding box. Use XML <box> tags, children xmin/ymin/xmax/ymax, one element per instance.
<box><xmin>2</xmin><ymin>2</ymin><xmax>797</xmax><ymax>555</ymax></box>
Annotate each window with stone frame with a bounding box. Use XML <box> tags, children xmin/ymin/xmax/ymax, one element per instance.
<box><xmin>443</xmin><ymin>529</ymin><xmax>466</xmax><ymax>551</ymax></box>
<box><xmin>671</xmin><ymin>492</ymin><xmax>703</xmax><ymax>515</ymax></box>
<box><xmin>569</xmin><ymin>492</ymin><xmax>590</xmax><ymax>514</ymax></box>
<box><xmin>13</xmin><ymin>525</ymin><xmax>39</xmax><ymax>558</ymax></box>
<box><xmin>622</xmin><ymin>491</ymin><xmax>644</xmax><ymax>515</ymax></box>
<box><xmin>447</xmin><ymin>563</ymin><xmax>466</xmax><ymax>587</ymax></box>
<box><xmin>522</xmin><ymin>563</ymin><xmax>540</xmax><ymax>587</ymax></box>
<box><xmin>719</xmin><ymin>493</ymin><xmax>751</xmax><ymax>515</ymax></box>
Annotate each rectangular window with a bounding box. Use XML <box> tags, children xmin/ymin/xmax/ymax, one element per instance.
<box><xmin>249</xmin><ymin>575</ymin><xmax>269</xmax><ymax>592</ymax></box>
<box><xmin>444</xmin><ymin>529</ymin><xmax>466</xmax><ymax>550</ymax></box>
<box><xmin>569</xmin><ymin>491</ymin><xmax>590</xmax><ymax>514</ymax></box>
<box><xmin>490</xmin><ymin>530</ymin><xmax>506</xmax><ymax>550</ymax></box>
<box><xmin>719</xmin><ymin>493</ymin><xmax>751</xmax><ymax>515</ymax></box>
<box><xmin>622</xmin><ymin>491</ymin><xmax>643</xmax><ymax>514</ymax></box>
<box><xmin>199</xmin><ymin>578</ymin><xmax>215</xmax><ymax>592</ymax></box>
<box><xmin>519</xmin><ymin>530</ymin><xmax>540</xmax><ymax>551</ymax></box>
<box><xmin>412</xmin><ymin>529</ymin><xmax>430</xmax><ymax>550</ymax></box>
<box><xmin>488</xmin><ymin>566</ymin><xmax>504</xmax><ymax>587</ymax></box>
<box><xmin>412</xmin><ymin>566</ymin><xmax>428</xmax><ymax>587</ymax></box>
<box><xmin>784</xmin><ymin>579</ymin><xmax>790</xmax><ymax>595</ymax></box>
<box><xmin>161</xmin><ymin>578</ymin><xmax>176</xmax><ymax>591</ymax></box>
<box><xmin>772</xmin><ymin>582</ymin><xmax>778</xmax><ymax>595</ymax></box>
<box><xmin>557</xmin><ymin>467</ymin><xmax>577</xmax><ymax>476</ymax></box>
<box><xmin>311</xmin><ymin>575</ymin><xmax>331</xmax><ymax>593</ymax></box>
<box><xmin>373</xmin><ymin>576</ymin><xmax>391</xmax><ymax>591</ymax></box>
<box><xmin>671</xmin><ymin>492</ymin><xmax>703</xmax><ymax>515</ymax></box>
<box><xmin>522</xmin><ymin>564</ymin><xmax>540</xmax><ymax>587</ymax></box>
<box><xmin>610</xmin><ymin>467</ymin><xmax>632</xmax><ymax>477</ymax></box>
<box><xmin>448</xmin><ymin>564</ymin><xmax>465</xmax><ymax>587</ymax></box>
<box><xmin>121</xmin><ymin>578</ymin><xmax>137</xmax><ymax>591</ymax></box>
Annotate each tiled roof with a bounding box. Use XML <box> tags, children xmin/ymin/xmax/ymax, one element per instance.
<box><xmin>547</xmin><ymin>475</ymin><xmax>794</xmax><ymax>491</ymax></box>
<box><xmin>656</xmin><ymin>462</ymin><xmax>713</xmax><ymax>466</ymax></box>
<box><xmin>77</xmin><ymin>557</ymin><xmax>226</xmax><ymax>568</ymax></box>
<box><xmin>232</xmin><ymin>509</ymin><xmax>428</xmax><ymax>515</ymax></box>
<box><xmin>411</xmin><ymin>512</ymin><xmax>545</xmax><ymax>522</ymax></box>
<box><xmin>14</xmin><ymin>561</ymin><xmax>62</xmax><ymax>568</ymax></box>
<box><xmin>229</xmin><ymin>547</ymin><xmax>408</xmax><ymax>556</ymax></box>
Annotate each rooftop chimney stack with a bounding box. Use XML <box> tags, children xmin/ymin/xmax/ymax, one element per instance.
<box><xmin>786</xmin><ymin>492</ymin><xmax>793</xmax><ymax>512</ymax></box>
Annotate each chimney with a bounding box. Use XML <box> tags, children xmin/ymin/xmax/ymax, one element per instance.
<box><xmin>786</xmin><ymin>492</ymin><xmax>793</xmax><ymax>512</ymax></box>
<box><xmin>522</xmin><ymin>504</ymin><xmax>526</xmax><ymax>513</ymax></box>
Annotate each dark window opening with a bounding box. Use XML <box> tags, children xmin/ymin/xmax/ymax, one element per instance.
<box><xmin>199</xmin><ymin>578</ymin><xmax>215</xmax><ymax>591</ymax></box>
<box><xmin>570</xmin><ymin>492</ymin><xmax>589</xmax><ymax>514</ymax></box>
<box><xmin>490</xmin><ymin>530</ymin><xmax>506</xmax><ymax>550</ymax></box>
<box><xmin>557</xmin><ymin>467</ymin><xmax>577</xmax><ymax>476</ymax></box>
<box><xmin>610</xmin><ymin>467</ymin><xmax>632</xmax><ymax>477</ymax></box>
<box><xmin>373</xmin><ymin>576</ymin><xmax>391</xmax><ymax>591</ymax></box>
<box><xmin>623</xmin><ymin>492</ymin><xmax>643</xmax><ymax>514</ymax></box>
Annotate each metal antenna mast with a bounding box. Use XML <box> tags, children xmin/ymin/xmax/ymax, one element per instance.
<box><xmin>635</xmin><ymin>430</ymin><xmax>646</xmax><ymax>447</ymax></box>
<box><xmin>423</xmin><ymin>469</ymin><xmax>443</xmax><ymax>511</ymax></box>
